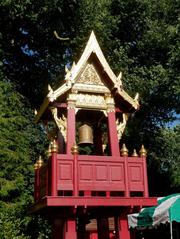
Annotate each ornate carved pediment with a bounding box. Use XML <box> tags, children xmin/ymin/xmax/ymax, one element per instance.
<box><xmin>76</xmin><ymin>63</ymin><xmax>104</xmax><ymax>86</ymax></box>
<box><xmin>76</xmin><ymin>93</ymin><xmax>105</xmax><ymax>108</ymax></box>
<box><xmin>67</xmin><ymin>92</ymin><xmax>115</xmax><ymax>112</ymax></box>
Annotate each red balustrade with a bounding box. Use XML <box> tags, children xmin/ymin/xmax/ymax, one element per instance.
<box><xmin>34</xmin><ymin>154</ymin><xmax>149</xmax><ymax>201</ymax></box>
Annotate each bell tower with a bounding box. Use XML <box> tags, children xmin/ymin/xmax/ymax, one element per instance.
<box><xmin>30</xmin><ymin>31</ymin><xmax>156</xmax><ymax>239</ymax></box>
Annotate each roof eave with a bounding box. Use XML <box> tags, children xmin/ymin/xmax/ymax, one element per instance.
<box><xmin>35</xmin><ymin>97</ymin><xmax>51</xmax><ymax>123</ymax></box>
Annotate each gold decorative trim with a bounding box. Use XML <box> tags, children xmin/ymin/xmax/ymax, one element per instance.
<box><xmin>117</xmin><ymin>89</ymin><xmax>140</xmax><ymax>110</ymax></box>
<box><xmin>132</xmin><ymin>149</ymin><xmax>138</xmax><ymax>157</ymax></box>
<box><xmin>51</xmin><ymin>108</ymin><xmax>67</xmax><ymax>142</ymax></box>
<box><xmin>105</xmin><ymin>94</ymin><xmax>115</xmax><ymax>112</ymax></box>
<box><xmin>114</xmin><ymin>72</ymin><xmax>123</xmax><ymax>91</ymax></box>
<box><xmin>35</xmin><ymin>97</ymin><xmax>50</xmax><ymax>123</ymax></box>
<box><xmin>72</xmin><ymin>83</ymin><xmax>110</xmax><ymax>94</ymax></box>
<box><xmin>37</xmin><ymin>156</ymin><xmax>43</xmax><ymax>168</ymax></box>
<box><xmin>67</xmin><ymin>93</ymin><xmax>77</xmax><ymax>109</ymax></box>
<box><xmin>71</xmin><ymin>143</ymin><xmax>79</xmax><ymax>155</ymax></box>
<box><xmin>76</xmin><ymin>63</ymin><xmax>103</xmax><ymax>86</ymax></box>
<box><xmin>51</xmin><ymin>139</ymin><xmax>58</xmax><ymax>153</ymax></box>
<box><xmin>68</xmin><ymin>92</ymin><xmax>108</xmax><ymax>110</ymax></box>
<box><xmin>35</xmin><ymin>31</ymin><xmax>140</xmax><ymax>123</ymax></box>
<box><xmin>76</xmin><ymin>93</ymin><xmax>106</xmax><ymax>109</ymax></box>
<box><xmin>116</xmin><ymin>113</ymin><xmax>130</xmax><ymax>140</ymax></box>
<box><xmin>139</xmin><ymin>145</ymin><xmax>147</xmax><ymax>157</ymax></box>
<box><xmin>120</xmin><ymin>144</ymin><xmax>129</xmax><ymax>156</ymax></box>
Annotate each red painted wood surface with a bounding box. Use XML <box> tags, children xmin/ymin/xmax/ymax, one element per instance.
<box><xmin>30</xmin><ymin>197</ymin><xmax>156</xmax><ymax>212</ymax></box>
<box><xmin>65</xmin><ymin>220</ymin><xmax>77</xmax><ymax>239</ymax></box>
<box><xmin>142</xmin><ymin>154</ymin><xmax>149</xmax><ymax>197</ymax></box>
<box><xmin>39</xmin><ymin>165</ymin><xmax>48</xmax><ymax>198</ymax></box>
<box><xmin>66</xmin><ymin>108</ymin><xmax>76</xmax><ymax>155</ymax></box>
<box><xmin>36</xmin><ymin>154</ymin><xmax>149</xmax><ymax>201</ymax></box>
<box><xmin>73</xmin><ymin>151</ymin><xmax>79</xmax><ymax>196</ymax></box>
<box><xmin>107</xmin><ymin>112</ymin><xmax>120</xmax><ymax>156</ymax></box>
<box><xmin>51</xmin><ymin>151</ymin><xmax>58</xmax><ymax>196</ymax></box>
<box><xmin>90</xmin><ymin>232</ymin><xmax>98</xmax><ymax>239</ymax></box>
<box><xmin>118</xmin><ymin>215</ymin><xmax>131</xmax><ymax>239</ymax></box>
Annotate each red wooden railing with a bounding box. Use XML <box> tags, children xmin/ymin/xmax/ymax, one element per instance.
<box><xmin>34</xmin><ymin>153</ymin><xmax>148</xmax><ymax>202</ymax></box>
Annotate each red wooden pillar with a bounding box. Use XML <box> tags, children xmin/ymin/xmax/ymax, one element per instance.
<box><xmin>67</xmin><ymin>108</ymin><xmax>76</xmax><ymax>155</ymax></box>
<box><xmin>65</xmin><ymin>219</ymin><xmax>77</xmax><ymax>239</ymax></box>
<box><xmin>52</xmin><ymin>218</ymin><xmax>65</xmax><ymax>239</ymax></box>
<box><xmin>107</xmin><ymin>111</ymin><xmax>120</xmax><ymax>156</ymax></box>
<box><xmin>90</xmin><ymin>232</ymin><xmax>98</xmax><ymax>239</ymax></box>
<box><xmin>117</xmin><ymin>213</ymin><xmax>130</xmax><ymax>239</ymax></box>
<box><xmin>51</xmin><ymin>140</ymin><xmax>58</xmax><ymax>196</ymax></box>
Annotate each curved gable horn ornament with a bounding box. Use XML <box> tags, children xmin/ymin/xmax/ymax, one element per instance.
<box><xmin>51</xmin><ymin>107</ymin><xmax>67</xmax><ymax>142</ymax></box>
<box><xmin>116</xmin><ymin>113</ymin><xmax>130</xmax><ymax>140</ymax></box>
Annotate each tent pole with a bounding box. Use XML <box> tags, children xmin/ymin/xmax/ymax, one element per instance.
<box><xmin>170</xmin><ymin>221</ymin><xmax>173</xmax><ymax>239</ymax></box>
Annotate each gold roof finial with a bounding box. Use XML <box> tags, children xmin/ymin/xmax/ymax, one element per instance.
<box><xmin>47</xmin><ymin>143</ymin><xmax>52</xmax><ymax>158</ymax></box>
<box><xmin>37</xmin><ymin>156</ymin><xmax>43</xmax><ymax>168</ymax></box>
<box><xmin>139</xmin><ymin>145</ymin><xmax>147</xmax><ymax>157</ymax></box>
<box><xmin>132</xmin><ymin>149</ymin><xmax>138</xmax><ymax>157</ymax></box>
<box><xmin>48</xmin><ymin>84</ymin><xmax>53</xmax><ymax>93</ymax></box>
<box><xmin>71</xmin><ymin>143</ymin><xmax>79</xmax><ymax>155</ymax></box>
<box><xmin>51</xmin><ymin>139</ymin><xmax>58</xmax><ymax>153</ymax></box>
<box><xmin>120</xmin><ymin>143</ymin><xmax>129</xmax><ymax>157</ymax></box>
<box><xmin>34</xmin><ymin>161</ymin><xmax>39</xmax><ymax>170</ymax></box>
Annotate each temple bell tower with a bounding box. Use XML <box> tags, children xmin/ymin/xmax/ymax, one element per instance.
<box><xmin>30</xmin><ymin>31</ymin><xmax>156</xmax><ymax>239</ymax></box>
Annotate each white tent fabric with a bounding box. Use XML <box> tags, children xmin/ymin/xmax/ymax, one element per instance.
<box><xmin>128</xmin><ymin>194</ymin><xmax>180</xmax><ymax>229</ymax></box>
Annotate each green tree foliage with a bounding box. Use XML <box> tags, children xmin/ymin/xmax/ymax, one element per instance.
<box><xmin>147</xmin><ymin>125</ymin><xmax>180</xmax><ymax>195</ymax></box>
<box><xmin>108</xmin><ymin>0</ymin><xmax>180</xmax><ymax>195</ymax></box>
<box><xmin>0</xmin><ymin>70</ymin><xmax>47</xmax><ymax>238</ymax></box>
<box><xmin>71</xmin><ymin>0</ymin><xmax>180</xmax><ymax>194</ymax></box>
<box><xmin>0</xmin><ymin>0</ymin><xmax>77</xmax><ymax>107</ymax></box>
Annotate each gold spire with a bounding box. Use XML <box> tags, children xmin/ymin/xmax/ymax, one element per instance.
<box><xmin>71</xmin><ymin>143</ymin><xmax>79</xmax><ymax>155</ymax></box>
<box><xmin>120</xmin><ymin>143</ymin><xmax>129</xmax><ymax>157</ymax></box>
<box><xmin>139</xmin><ymin>145</ymin><xmax>147</xmax><ymax>157</ymax></box>
<box><xmin>131</xmin><ymin>149</ymin><xmax>138</xmax><ymax>157</ymax></box>
<box><xmin>37</xmin><ymin>156</ymin><xmax>43</xmax><ymax>168</ymax></box>
<box><xmin>51</xmin><ymin>139</ymin><xmax>58</xmax><ymax>153</ymax></box>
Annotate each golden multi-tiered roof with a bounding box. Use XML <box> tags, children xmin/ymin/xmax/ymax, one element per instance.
<box><xmin>35</xmin><ymin>31</ymin><xmax>139</xmax><ymax>122</ymax></box>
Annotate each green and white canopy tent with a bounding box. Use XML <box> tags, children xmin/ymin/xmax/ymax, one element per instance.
<box><xmin>128</xmin><ymin>194</ymin><xmax>180</xmax><ymax>239</ymax></box>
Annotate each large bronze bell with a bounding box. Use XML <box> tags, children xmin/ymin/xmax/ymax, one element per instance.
<box><xmin>78</xmin><ymin>124</ymin><xmax>93</xmax><ymax>145</ymax></box>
